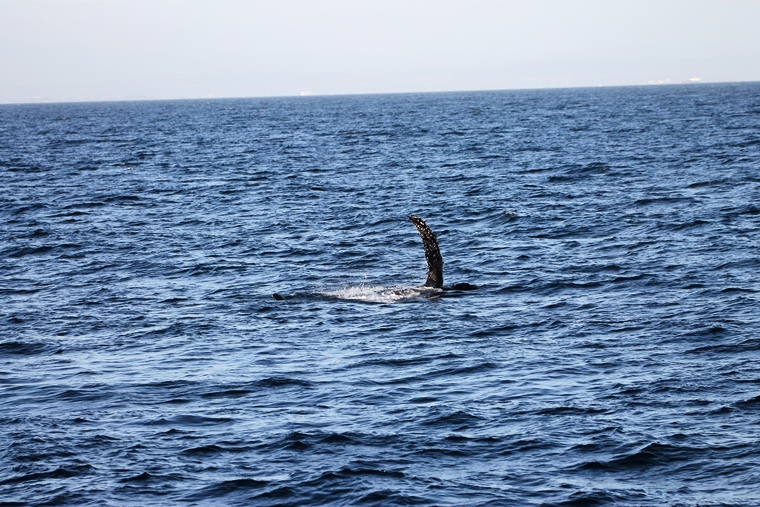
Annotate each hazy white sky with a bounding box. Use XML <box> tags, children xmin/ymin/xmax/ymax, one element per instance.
<box><xmin>1</xmin><ymin>0</ymin><xmax>759</xmax><ymax>103</ymax></box>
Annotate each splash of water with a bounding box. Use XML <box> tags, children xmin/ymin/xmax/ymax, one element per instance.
<box><xmin>317</xmin><ymin>284</ymin><xmax>440</xmax><ymax>304</ymax></box>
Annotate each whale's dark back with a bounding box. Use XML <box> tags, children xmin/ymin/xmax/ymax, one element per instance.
<box><xmin>409</xmin><ymin>215</ymin><xmax>444</xmax><ymax>288</ymax></box>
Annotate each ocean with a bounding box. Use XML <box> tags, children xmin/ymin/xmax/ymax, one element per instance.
<box><xmin>1</xmin><ymin>82</ymin><xmax>759</xmax><ymax>506</ymax></box>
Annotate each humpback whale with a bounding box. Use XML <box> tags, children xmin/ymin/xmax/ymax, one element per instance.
<box><xmin>409</xmin><ymin>215</ymin><xmax>477</xmax><ymax>291</ymax></box>
<box><xmin>270</xmin><ymin>215</ymin><xmax>475</xmax><ymax>301</ymax></box>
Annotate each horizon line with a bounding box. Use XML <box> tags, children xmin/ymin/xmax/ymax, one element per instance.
<box><xmin>2</xmin><ymin>79</ymin><xmax>758</xmax><ymax>107</ymax></box>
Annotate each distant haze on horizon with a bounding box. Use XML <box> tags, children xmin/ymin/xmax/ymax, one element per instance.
<box><xmin>2</xmin><ymin>0</ymin><xmax>759</xmax><ymax>104</ymax></box>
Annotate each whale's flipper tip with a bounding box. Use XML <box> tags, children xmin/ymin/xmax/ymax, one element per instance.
<box><xmin>409</xmin><ymin>215</ymin><xmax>444</xmax><ymax>289</ymax></box>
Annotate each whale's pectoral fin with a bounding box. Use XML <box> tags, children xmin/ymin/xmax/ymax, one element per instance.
<box><xmin>409</xmin><ymin>215</ymin><xmax>444</xmax><ymax>288</ymax></box>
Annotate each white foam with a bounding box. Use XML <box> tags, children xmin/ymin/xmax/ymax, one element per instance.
<box><xmin>317</xmin><ymin>284</ymin><xmax>440</xmax><ymax>304</ymax></box>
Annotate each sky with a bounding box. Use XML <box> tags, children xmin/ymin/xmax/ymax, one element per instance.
<box><xmin>1</xmin><ymin>0</ymin><xmax>759</xmax><ymax>103</ymax></box>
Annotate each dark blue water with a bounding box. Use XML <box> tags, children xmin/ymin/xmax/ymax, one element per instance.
<box><xmin>2</xmin><ymin>83</ymin><xmax>759</xmax><ymax>506</ymax></box>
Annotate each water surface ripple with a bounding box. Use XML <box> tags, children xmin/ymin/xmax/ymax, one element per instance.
<box><xmin>1</xmin><ymin>83</ymin><xmax>760</xmax><ymax>506</ymax></box>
